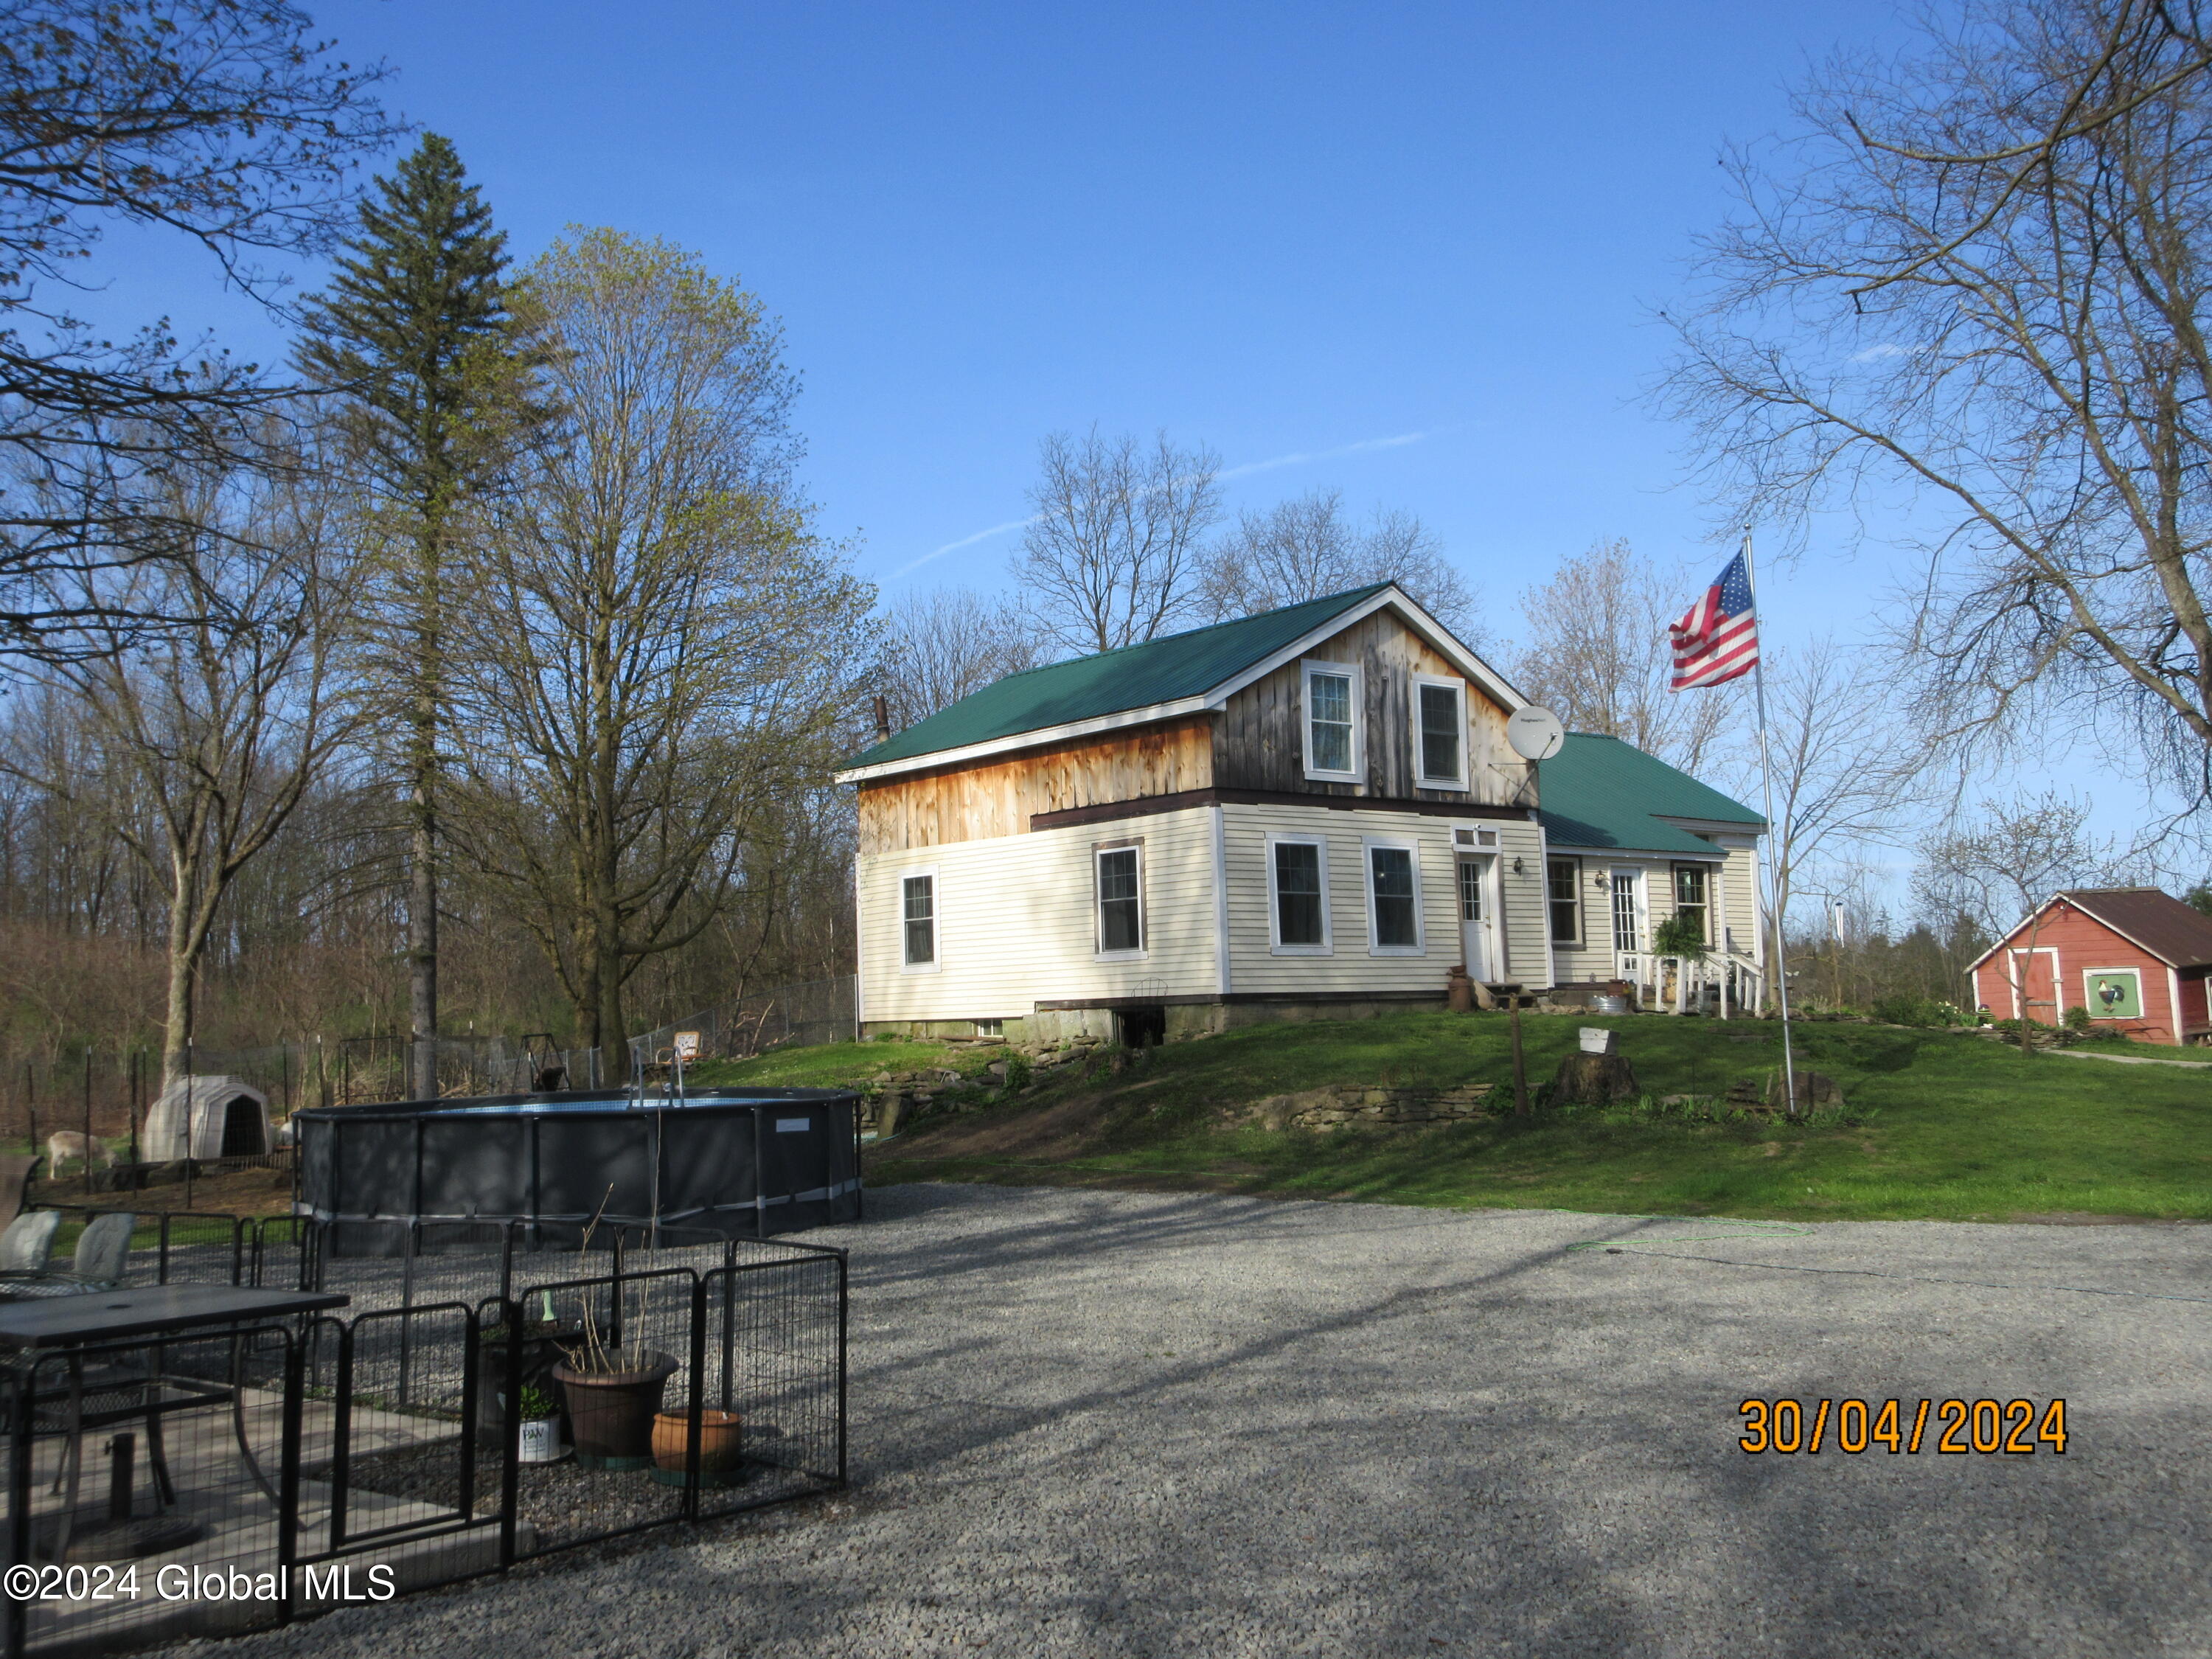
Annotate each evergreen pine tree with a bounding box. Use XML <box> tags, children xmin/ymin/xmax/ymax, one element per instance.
<box><xmin>298</xmin><ymin>133</ymin><xmax>510</xmax><ymax>1101</ymax></box>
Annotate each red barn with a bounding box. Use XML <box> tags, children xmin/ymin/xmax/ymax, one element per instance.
<box><xmin>1966</xmin><ymin>888</ymin><xmax>2212</xmax><ymax>1046</ymax></box>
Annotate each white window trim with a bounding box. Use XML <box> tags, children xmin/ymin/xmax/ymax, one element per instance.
<box><xmin>1301</xmin><ymin>659</ymin><xmax>1364</xmax><ymax>784</ymax></box>
<box><xmin>1093</xmin><ymin>844</ymin><xmax>1147</xmax><ymax>961</ymax></box>
<box><xmin>1410</xmin><ymin>673</ymin><xmax>1469</xmax><ymax>790</ymax></box>
<box><xmin>1265</xmin><ymin>832</ymin><xmax>1334</xmax><ymax>956</ymax></box>
<box><xmin>1362</xmin><ymin>835</ymin><xmax>1427</xmax><ymax>956</ymax></box>
<box><xmin>2081</xmin><ymin>965</ymin><xmax>2145</xmax><ymax>1020</ymax></box>
<box><xmin>898</xmin><ymin>865</ymin><xmax>941</xmax><ymax>974</ymax></box>
<box><xmin>1545</xmin><ymin>853</ymin><xmax>1582</xmax><ymax>948</ymax></box>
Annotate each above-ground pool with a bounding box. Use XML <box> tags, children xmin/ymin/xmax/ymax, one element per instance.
<box><xmin>293</xmin><ymin>1087</ymin><xmax>863</xmax><ymax>1247</ymax></box>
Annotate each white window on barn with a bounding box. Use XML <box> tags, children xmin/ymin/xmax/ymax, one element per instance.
<box><xmin>1302</xmin><ymin>661</ymin><xmax>1363</xmax><ymax>782</ymax></box>
<box><xmin>1363</xmin><ymin>838</ymin><xmax>1425</xmax><ymax>955</ymax></box>
<box><xmin>1095</xmin><ymin>844</ymin><xmax>1144</xmax><ymax>956</ymax></box>
<box><xmin>1268</xmin><ymin>835</ymin><xmax>1331</xmax><ymax>953</ymax></box>
<box><xmin>900</xmin><ymin>872</ymin><xmax>937</xmax><ymax>970</ymax></box>
<box><xmin>1413</xmin><ymin>676</ymin><xmax>1467</xmax><ymax>788</ymax></box>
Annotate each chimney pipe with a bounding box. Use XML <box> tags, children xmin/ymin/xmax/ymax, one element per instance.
<box><xmin>872</xmin><ymin>694</ymin><xmax>891</xmax><ymax>744</ymax></box>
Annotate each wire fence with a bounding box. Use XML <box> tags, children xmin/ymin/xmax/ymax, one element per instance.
<box><xmin>627</xmin><ymin>975</ymin><xmax>858</xmax><ymax>1075</ymax></box>
<box><xmin>0</xmin><ymin>1206</ymin><xmax>846</xmax><ymax>1656</ymax></box>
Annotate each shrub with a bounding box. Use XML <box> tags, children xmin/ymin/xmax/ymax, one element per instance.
<box><xmin>2063</xmin><ymin>1004</ymin><xmax>2093</xmax><ymax>1032</ymax></box>
<box><xmin>517</xmin><ymin>1384</ymin><xmax>556</xmax><ymax>1420</ymax></box>
<box><xmin>1871</xmin><ymin>994</ymin><xmax>1947</xmax><ymax>1027</ymax></box>
<box><xmin>1003</xmin><ymin>1052</ymin><xmax>1032</xmax><ymax>1091</ymax></box>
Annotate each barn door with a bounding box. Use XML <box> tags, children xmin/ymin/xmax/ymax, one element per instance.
<box><xmin>2008</xmin><ymin>948</ymin><xmax>2062</xmax><ymax>1023</ymax></box>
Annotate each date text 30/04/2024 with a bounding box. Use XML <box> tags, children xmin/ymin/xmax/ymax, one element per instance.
<box><xmin>1738</xmin><ymin>1398</ymin><xmax>2068</xmax><ymax>1455</ymax></box>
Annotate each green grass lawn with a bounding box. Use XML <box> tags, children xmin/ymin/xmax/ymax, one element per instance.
<box><xmin>866</xmin><ymin>1012</ymin><xmax>2212</xmax><ymax>1222</ymax></box>
<box><xmin>686</xmin><ymin>1037</ymin><xmax>971</xmax><ymax>1090</ymax></box>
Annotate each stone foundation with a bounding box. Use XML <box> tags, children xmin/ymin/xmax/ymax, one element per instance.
<box><xmin>1240</xmin><ymin>1082</ymin><xmax>1497</xmax><ymax>1130</ymax></box>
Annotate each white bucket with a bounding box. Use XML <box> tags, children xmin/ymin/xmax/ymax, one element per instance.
<box><xmin>518</xmin><ymin>1416</ymin><xmax>563</xmax><ymax>1462</ymax></box>
<box><xmin>1591</xmin><ymin>995</ymin><xmax>1630</xmax><ymax>1015</ymax></box>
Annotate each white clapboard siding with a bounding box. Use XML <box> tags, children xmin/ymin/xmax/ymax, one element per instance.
<box><xmin>1547</xmin><ymin>841</ymin><xmax>1764</xmax><ymax>979</ymax></box>
<box><xmin>858</xmin><ymin>806</ymin><xmax>1219</xmax><ymax>1023</ymax></box>
<box><xmin>1220</xmin><ymin>804</ymin><xmax>1548</xmax><ymax>992</ymax></box>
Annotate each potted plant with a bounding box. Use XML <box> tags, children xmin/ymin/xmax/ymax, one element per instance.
<box><xmin>515</xmin><ymin>1385</ymin><xmax>563</xmax><ymax>1463</ymax></box>
<box><xmin>477</xmin><ymin>1290</ymin><xmax>584</xmax><ymax>1438</ymax></box>
<box><xmin>650</xmin><ymin>1407</ymin><xmax>745</xmax><ymax>1486</ymax></box>
<box><xmin>551</xmin><ymin>1201</ymin><xmax>678</xmax><ymax>1468</ymax></box>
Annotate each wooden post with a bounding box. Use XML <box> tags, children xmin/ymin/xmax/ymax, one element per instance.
<box><xmin>80</xmin><ymin>1048</ymin><xmax>91</xmax><ymax>1195</ymax></box>
<box><xmin>1510</xmin><ymin>996</ymin><xmax>1531</xmax><ymax>1114</ymax></box>
<box><xmin>128</xmin><ymin>1051</ymin><xmax>140</xmax><ymax>1166</ymax></box>
<box><xmin>24</xmin><ymin>1062</ymin><xmax>34</xmax><ymax>1173</ymax></box>
<box><xmin>183</xmin><ymin>1038</ymin><xmax>194</xmax><ymax>1213</ymax></box>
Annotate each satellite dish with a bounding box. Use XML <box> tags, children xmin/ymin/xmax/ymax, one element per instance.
<box><xmin>1506</xmin><ymin>706</ymin><xmax>1566</xmax><ymax>762</ymax></box>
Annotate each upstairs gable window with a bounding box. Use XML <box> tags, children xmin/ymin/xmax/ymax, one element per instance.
<box><xmin>1302</xmin><ymin>661</ymin><xmax>1363</xmax><ymax>782</ymax></box>
<box><xmin>1413</xmin><ymin>677</ymin><xmax>1467</xmax><ymax>788</ymax></box>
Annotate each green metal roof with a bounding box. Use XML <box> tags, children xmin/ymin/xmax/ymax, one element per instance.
<box><xmin>1537</xmin><ymin>733</ymin><xmax>1763</xmax><ymax>854</ymax></box>
<box><xmin>846</xmin><ymin>585</ymin><xmax>1394</xmax><ymax>769</ymax></box>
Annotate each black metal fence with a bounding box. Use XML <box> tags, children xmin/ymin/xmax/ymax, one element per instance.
<box><xmin>0</xmin><ymin>1213</ymin><xmax>847</xmax><ymax>1655</ymax></box>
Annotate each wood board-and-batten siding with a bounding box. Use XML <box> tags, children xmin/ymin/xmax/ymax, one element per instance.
<box><xmin>858</xmin><ymin>613</ymin><xmax>1528</xmax><ymax>858</ymax></box>
<box><xmin>1211</xmin><ymin>609</ymin><xmax>1526</xmax><ymax>803</ymax></box>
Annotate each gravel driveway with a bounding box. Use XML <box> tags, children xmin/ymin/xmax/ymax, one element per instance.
<box><xmin>182</xmin><ymin>1183</ymin><xmax>2212</xmax><ymax>1658</ymax></box>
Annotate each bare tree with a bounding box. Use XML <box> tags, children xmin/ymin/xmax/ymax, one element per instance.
<box><xmin>1663</xmin><ymin>0</ymin><xmax>2212</xmax><ymax>817</ymax></box>
<box><xmin>1014</xmin><ymin>428</ymin><xmax>1220</xmax><ymax>654</ymax></box>
<box><xmin>2</xmin><ymin>423</ymin><xmax>361</xmax><ymax>1082</ymax></box>
<box><xmin>1513</xmin><ymin>538</ymin><xmax>1734</xmax><ymax>774</ymax></box>
<box><xmin>877</xmin><ymin>586</ymin><xmax>1044</xmax><ymax>731</ymax></box>
<box><xmin>1739</xmin><ymin>640</ymin><xmax>1932</xmax><ymax>988</ymax></box>
<box><xmin>1198</xmin><ymin>488</ymin><xmax>1482</xmax><ymax>640</ymax></box>
<box><xmin>1914</xmin><ymin>792</ymin><xmax>2119</xmax><ymax>1051</ymax></box>
<box><xmin>449</xmin><ymin>230</ymin><xmax>872</xmax><ymax>1052</ymax></box>
<box><xmin>0</xmin><ymin>0</ymin><xmax>397</xmax><ymax>656</ymax></box>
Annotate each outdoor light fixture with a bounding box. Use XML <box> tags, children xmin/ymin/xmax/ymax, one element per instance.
<box><xmin>1595</xmin><ymin>871</ymin><xmax>1612</xmax><ymax>889</ymax></box>
<box><xmin>1512</xmin><ymin>857</ymin><xmax>1524</xmax><ymax>874</ymax></box>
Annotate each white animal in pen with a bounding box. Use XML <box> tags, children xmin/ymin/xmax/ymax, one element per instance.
<box><xmin>45</xmin><ymin>1131</ymin><xmax>119</xmax><ymax>1171</ymax></box>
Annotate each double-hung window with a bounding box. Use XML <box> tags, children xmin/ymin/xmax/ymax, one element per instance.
<box><xmin>1672</xmin><ymin>864</ymin><xmax>1711</xmax><ymax>946</ymax></box>
<box><xmin>1268</xmin><ymin>835</ymin><xmax>1331</xmax><ymax>953</ymax></box>
<box><xmin>1363</xmin><ymin>838</ymin><xmax>1425</xmax><ymax>954</ymax></box>
<box><xmin>900</xmin><ymin>871</ymin><xmax>938</xmax><ymax>970</ymax></box>
<box><xmin>1413</xmin><ymin>676</ymin><xmax>1467</xmax><ymax>788</ymax></box>
<box><xmin>1301</xmin><ymin>661</ymin><xmax>1362</xmax><ymax>782</ymax></box>
<box><xmin>1095</xmin><ymin>844</ymin><xmax>1144</xmax><ymax>956</ymax></box>
<box><xmin>1547</xmin><ymin>858</ymin><xmax>1582</xmax><ymax>945</ymax></box>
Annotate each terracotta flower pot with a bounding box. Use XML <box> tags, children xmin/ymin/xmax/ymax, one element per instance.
<box><xmin>552</xmin><ymin>1352</ymin><xmax>678</xmax><ymax>1469</ymax></box>
<box><xmin>652</xmin><ymin>1408</ymin><xmax>742</xmax><ymax>1474</ymax></box>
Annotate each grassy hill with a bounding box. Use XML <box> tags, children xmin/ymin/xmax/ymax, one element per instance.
<box><xmin>703</xmin><ymin>1012</ymin><xmax>2212</xmax><ymax>1223</ymax></box>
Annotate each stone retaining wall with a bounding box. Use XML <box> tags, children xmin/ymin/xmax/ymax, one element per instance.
<box><xmin>1242</xmin><ymin>1083</ymin><xmax>1497</xmax><ymax>1130</ymax></box>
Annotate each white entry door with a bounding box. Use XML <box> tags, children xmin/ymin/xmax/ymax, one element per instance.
<box><xmin>1458</xmin><ymin>855</ymin><xmax>1497</xmax><ymax>980</ymax></box>
<box><xmin>1610</xmin><ymin>867</ymin><xmax>1646</xmax><ymax>967</ymax></box>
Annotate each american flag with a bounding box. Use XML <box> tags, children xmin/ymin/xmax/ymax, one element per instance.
<box><xmin>1669</xmin><ymin>551</ymin><xmax>1759</xmax><ymax>689</ymax></box>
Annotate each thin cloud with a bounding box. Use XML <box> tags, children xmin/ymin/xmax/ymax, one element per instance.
<box><xmin>1218</xmin><ymin>429</ymin><xmax>1431</xmax><ymax>481</ymax></box>
<box><xmin>891</xmin><ymin>516</ymin><xmax>1037</xmax><ymax>578</ymax></box>
<box><xmin>890</xmin><ymin>428</ymin><xmax>1437</xmax><ymax>581</ymax></box>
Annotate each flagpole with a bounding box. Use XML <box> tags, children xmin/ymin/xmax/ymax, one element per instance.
<box><xmin>1742</xmin><ymin>526</ymin><xmax>1799</xmax><ymax>1113</ymax></box>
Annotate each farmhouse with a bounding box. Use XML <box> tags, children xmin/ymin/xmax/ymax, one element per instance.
<box><xmin>1967</xmin><ymin>888</ymin><xmax>2212</xmax><ymax>1046</ymax></box>
<box><xmin>838</xmin><ymin>584</ymin><xmax>1768</xmax><ymax>1043</ymax></box>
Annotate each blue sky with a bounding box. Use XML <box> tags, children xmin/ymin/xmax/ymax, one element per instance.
<box><xmin>91</xmin><ymin>2</ymin><xmax>2144</xmax><ymax>872</ymax></box>
<box><xmin>119</xmin><ymin>1</ymin><xmax>1916</xmax><ymax>623</ymax></box>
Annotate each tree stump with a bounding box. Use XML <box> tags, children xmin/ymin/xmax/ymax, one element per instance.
<box><xmin>1550</xmin><ymin>1051</ymin><xmax>1639</xmax><ymax>1105</ymax></box>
